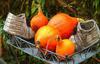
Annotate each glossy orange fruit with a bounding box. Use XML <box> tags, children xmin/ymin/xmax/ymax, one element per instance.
<box><xmin>48</xmin><ymin>13</ymin><xmax>78</xmax><ymax>39</ymax></box>
<box><xmin>30</xmin><ymin>8</ymin><xmax>48</xmax><ymax>32</ymax></box>
<box><xmin>56</xmin><ymin>39</ymin><xmax>75</xmax><ymax>60</ymax></box>
<box><xmin>35</xmin><ymin>25</ymin><xmax>60</xmax><ymax>52</ymax></box>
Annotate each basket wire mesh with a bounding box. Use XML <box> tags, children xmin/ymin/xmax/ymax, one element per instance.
<box><xmin>6</xmin><ymin>35</ymin><xmax>100</xmax><ymax>64</ymax></box>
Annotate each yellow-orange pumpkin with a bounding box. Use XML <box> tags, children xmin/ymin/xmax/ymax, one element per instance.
<box><xmin>30</xmin><ymin>8</ymin><xmax>48</xmax><ymax>32</ymax></box>
<box><xmin>35</xmin><ymin>25</ymin><xmax>60</xmax><ymax>52</ymax></box>
<box><xmin>48</xmin><ymin>13</ymin><xmax>78</xmax><ymax>39</ymax></box>
<box><xmin>56</xmin><ymin>39</ymin><xmax>75</xmax><ymax>60</ymax></box>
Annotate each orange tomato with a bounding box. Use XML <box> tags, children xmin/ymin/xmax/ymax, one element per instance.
<box><xmin>56</xmin><ymin>39</ymin><xmax>75</xmax><ymax>60</ymax></box>
<box><xmin>35</xmin><ymin>25</ymin><xmax>60</xmax><ymax>52</ymax></box>
<box><xmin>30</xmin><ymin>8</ymin><xmax>48</xmax><ymax>32</ymax></box>
<box><xmin>48</xmin><ymin>13</ymin><xmax>78</xmax><ymax>39</ymax></box>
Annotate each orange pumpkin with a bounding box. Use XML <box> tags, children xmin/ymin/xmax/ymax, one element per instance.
<box><xmin>35</xmin><ymin>25</ymin><xmax>60</xmax><ymax>52</ymax></box>
<box><xmin>56</xmin><ymin>39</ymin><xmax>75</xmax><ymax>60</ymax></box>
<box><xmin>30</xmin><ymin>7</ymin><xmax>48</xmax><ymax>32</ymax></box>
<box><xmin>48</xmin><ymin>13</ymin><xmax>78</xmax><ymax>39</ymax></box>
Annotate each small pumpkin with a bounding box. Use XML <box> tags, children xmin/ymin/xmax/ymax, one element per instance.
<box><xmin>30</xmin><ymin>7</ymin><xmax>48</xmax><ymax>32</ymax></box>
<box><xmin>35</xmin><ymin>25</ymin><xmax>60</xmax><ymax>52</ymax></box>
<box><xmin>56</xmin><ymin>39</ymin><xmax>75</xmax><ymax>60</ymax></box>
<box><xmin>48</xmin><ymin>13</ymin><xmax>78</xmax><ymax>39</ymax></box>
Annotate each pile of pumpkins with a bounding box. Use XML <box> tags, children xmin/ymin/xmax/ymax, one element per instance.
<box><xmin>30</xmin><ymin>8</ymin><xmax>78</xmax><ymax>60</ymax></box>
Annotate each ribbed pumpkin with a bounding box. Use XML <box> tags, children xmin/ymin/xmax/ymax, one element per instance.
<box><xmin>30</xmin><ymin>7</ymin><xmax>48</xmax><ymax>32</ymax></box>
<box><xmin>48</xmin><ymin>13</ymin><xmax>78</xmax><ymax>39</ymax></box>
<box><xmin>56</xmin><ymin>39</ymin><xmax>75</xmax><ymax>60</ymax></box>
<box><xmin>35</xmin><ymin>25</ymin><xmax>60</xmax><ymax>52</ymax></box>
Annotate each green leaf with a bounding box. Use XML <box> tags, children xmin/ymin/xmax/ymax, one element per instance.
<box><xmin>31</xmin><ymin>7</ymin><xmax>38</xmax><ymax>15</ymax></box>
<box><xmin>93</xmin><ymin>0</ymin><xmax>100</xmax><ymax>9</ymax></box>
<box><xmin>41</xmin><ymin>0</ymin><xmax>45</xmax><ymax>8</ymax></box>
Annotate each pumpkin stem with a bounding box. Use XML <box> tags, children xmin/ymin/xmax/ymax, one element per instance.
<box><xmin>35</xmin><ymin>41</ymin><xmax>40</xmax><ymax>48</ymax></box>
<box><xmin>56</xmin><ymin>35</ymin><xmax>63</xmax><ymax>43</ymax></box>
<box><xmin>56</xmin><ymin>35</ymin><xmax>61</xmax><ymax>41</ymax></box>
<box><xmin>37</xmin><ymin>4</ymin><xmax>43</xmax><ymax>15</ymax></box>
<box><xmin>77</xmin><ymin>18</ymin><xmax>86</xmax><ymax>23</ymax></box>
<box><xmin>56</xmin><ymin>35</ymin><xmax>64</xmax><ymax>46</ymax></box>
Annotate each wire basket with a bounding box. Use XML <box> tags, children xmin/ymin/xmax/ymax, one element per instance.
<box><xmin>6</xmin><ymin>35</ymin><xmax>100</xmax><ymax>64</ymax></box>
<box><xmin>4</xmin><ymin>13</ymin><xmax>100</xmax><ymax>64</ymax></box>
<box><xmin>6</xmin><ymin>19</ymin><xmax>100</xmax><ymax>64</ymax></box>
<box><xmin>0</xmin><ymin>58</ymin><xmax>7</xmax><ymax>64</ymax></box>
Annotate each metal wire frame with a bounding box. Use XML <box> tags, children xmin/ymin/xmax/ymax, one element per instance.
<box><xmin>6</xmin><ymin>35</ymin><xmax>100</xmax><ymax>64</ymax></box>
